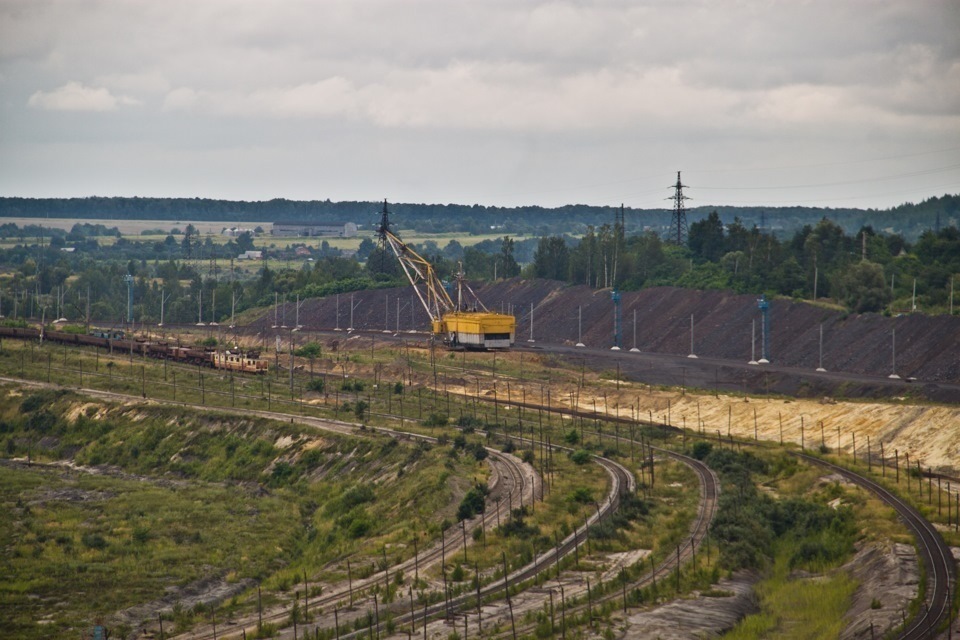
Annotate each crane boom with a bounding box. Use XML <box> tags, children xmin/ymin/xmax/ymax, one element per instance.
<box><xmin>376</xmin><ymin>200</ymin><xmax>515</xmax><ymax>349</ymax></box>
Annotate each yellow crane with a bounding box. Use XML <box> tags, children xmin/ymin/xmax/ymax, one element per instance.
<box><xmin>376</xmin><ymin>201</ymin><xmax>516</xmax><ymax>349</ymax></box>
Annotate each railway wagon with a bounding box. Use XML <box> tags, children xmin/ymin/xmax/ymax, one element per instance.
<box><xmin>0</xmin><ymin>325</ymin><xmax>267</xmax><ymax>374</ymax></box>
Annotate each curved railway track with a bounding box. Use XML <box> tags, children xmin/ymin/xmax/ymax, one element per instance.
<box><xmin>793</xmin><ymin>452</ymin><xmax>955</xmax><ymax>640</ymax></box>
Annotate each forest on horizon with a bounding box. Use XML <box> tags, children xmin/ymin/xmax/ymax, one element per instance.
<box><xmin>2</xmin><ymin>193</ymin><xmax>958</xmax><ymax>242</ymax></box>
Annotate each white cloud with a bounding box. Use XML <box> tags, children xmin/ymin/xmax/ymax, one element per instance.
<box><xmin>27</xmin><ymin>81</ymin><xmax>140</xmax><ymax>111</ymax></box>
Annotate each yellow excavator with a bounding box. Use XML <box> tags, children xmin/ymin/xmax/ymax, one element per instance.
<box><xmin>376</xmin><ymin>201</ymin><xmax>516</xmax><ymax>349</ymax></box>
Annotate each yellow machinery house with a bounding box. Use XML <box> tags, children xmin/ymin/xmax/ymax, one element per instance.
<box><xmin>438</xmin><ymin>311</ymin><xmax>516</xmax><ymax>349</ymax></box>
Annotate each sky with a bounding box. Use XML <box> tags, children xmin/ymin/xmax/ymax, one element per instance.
<box><xmin>1</xmin><ymin>0</ymin><xmax>959</xmax><ymax>211</ymax></box>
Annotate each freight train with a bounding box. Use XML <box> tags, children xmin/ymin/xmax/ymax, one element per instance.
<box><xmin>0</xmin><ymin>325</ymin><xmax>268</xmax><ymax>374</ymax></box>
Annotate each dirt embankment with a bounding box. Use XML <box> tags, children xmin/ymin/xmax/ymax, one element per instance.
<box><xmin>254</xmin><ymin>280</ymin><xmax>960</xmax><ymax>385</ymax></box>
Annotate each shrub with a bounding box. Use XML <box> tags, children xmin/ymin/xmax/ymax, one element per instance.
<box><xmin>570</xmin><ymin>449</ymin><xmax>591</xmax><ymax>465</ymax></box>
<box><xmin>81</xmin><ymin>533</ymin><xmax>107</xmax><ymax>550</ymax></box>
<box><xmin>468</xmin><ymin>442</ymin><xmax>488</xmax><ymax>461</ymax></box>
<box><xmin>424</xmin><ymin>413</ymin><xmax>449</xmax><ymax>428</ymax></box>
<box><xmin>306</xmin><ymin>378</ymin><xmax>325</xmax><ymax>393</ymax></box>
<box><xmin>354</xmin><ymin>400</ymin><xmax>368</xmax><ymax>422</ymax></box>
<box><xmin>295</xmin><ymin>342</ymin><xmax>322</xmax><ymax>358</ymax></box>
<box><xmin>569</xmin><ymin>487</ymin><xmax>594</xmax><ymax>504</ymax></box>
<box><xmin>457</xmin><ymin>486</ymin><xmax>486</xmax><ymax>521</ymax></box>
<box><xmin>691</xmin><ymin>441</ymin><xmax>713</xmax><ymax>460</ymax></box>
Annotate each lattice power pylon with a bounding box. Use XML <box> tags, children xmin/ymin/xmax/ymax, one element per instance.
<box><xmin>668</xmin><ymin>171</ymin><xmax>690</xmax><ymax>245</ymax></box>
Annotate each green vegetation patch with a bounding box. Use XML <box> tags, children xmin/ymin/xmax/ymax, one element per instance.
<box><xmin>0</xmin><ymin>385</ymin><xmax>483</xmax><ymax>639</ymax></box>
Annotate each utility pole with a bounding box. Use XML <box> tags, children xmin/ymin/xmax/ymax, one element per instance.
<box><xmin>123</xmin><ymin>274</ymin><xmax>134</xmax><ymax>326</ymax></box>
<box><xmin>611</xmin><ymin>290</ymin><xmax>621</xmax><ymax>350</ymax></box>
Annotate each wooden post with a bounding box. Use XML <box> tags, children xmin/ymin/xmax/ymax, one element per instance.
<box><xmin>347</xmin><ymin>559</ymin><xmax>353</xmax><ymax>606</ymax></box>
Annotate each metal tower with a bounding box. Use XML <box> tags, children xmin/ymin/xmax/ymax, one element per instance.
<box><xmin>123</xmin><ymin>274</ymin><xmax>134</xmax><ymax>325</ymax></box>
<box><xmin>757</xmin><ymin>294</ymin><xmax>770</xmax><ymax>363</ymax></box>
<box><xmin>375</xmin><ymin>199</ymin><xmax>392</xmax><ymax>272</ymax></box>
<box><xmin>611</xmin><ymin>290</ymin><xmax>622</xmax><ymax>350</ymax></box>
<box><xmin>667</xmin><ymin>171</ymin><xmax>690</xmax><ymax>245</ymax></box>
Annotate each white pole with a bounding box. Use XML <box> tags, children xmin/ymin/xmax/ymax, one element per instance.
<box><xmin>159</xmin><ymin>288</ymin><xmax>165</xmax><ymax>327</ymax></box>
<box><xmin>687</xmin><ymin>314</ymin><xmax>697</xmax><ymax>358</ymax></box>
<box><xmin>758</xmin><ymin>312</ymin><xmax>768</xmax><ymax>364</ymax></box>
<box><xmin>576</xmin><ymin>306</ymin><xmax>584</xmax><ymax>347</ymax></box>
<box><xmin>888</xmin><ymin>328</ymin><xmax>900</xmax><ymax>379</ymax></box>
<box><xmin>748</xmin><ymin>319</ymin><xmax>758</xmax><ymax>365</ymax></box>
<box><xmin>816</xmin><ymin>322</ymin><xmax>826</xmax><ymax>372</ymax></box>
<box><xmin>528</xmin><ymin>302</ymin><xmax>535</xmax><ymax>343</ymax></box>
<box><xmin>384</xmin><ymin>294</ymin><xmax>390</xmax><ymax>333</ymax></box>
<box><xmin>630</xmin><ymin>309</ymin><xmax>639</xmax><ymax>352</ymax></box>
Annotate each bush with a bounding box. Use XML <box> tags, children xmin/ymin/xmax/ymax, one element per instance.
<box><xmin>423</xmin><ymin>413</ymin><xmax>449</xmax><ymax>428</ymax></box>
<box><xmin>457</xmin><ymin>486</ymin><xmax>487</xmax><ymax>521</ymax></box>
<box><xmin>306</xmin><ymin>378</ymin><xmax>325</xmax><ymax>393</ymax></box>
<box><xmin>468</xmin><ymin>442</ymin><xmax>488</xmax><ymax>461</ymax></box>
<box><xmin>81</xmin><ymin>533</ymin><xmax>107</xmax><ymax>550</ymax></box>
<box><xmin>691</xmin><ymin>441</ymin><xmax>713</xmax><ymax>460</ymax></box>
<box><xmin>563</xmin><ymin>428</ymin><xmax>580</xmax><ymax>445</ymax></box>
<box><xmin>569</xmin><ymin>487</ymin><xmax>594</xmax><ymax>504</ymax></box>
<box><xmin>295</xmin><ymin>342</ymin><xmax>322</xmax><ymax>358</ymax></box>
<box><xmin>354</xmin><ymin>400</ymin><xmax>368</xmax><ymax>422</ymax></box>
<box><xmin>393</xmin><ymin>382</ymin><xmax>404</xmax><ymax>395</ymax></box>
<box><xmin>341</xmin><ymin>380</ymin><xmax>366</xmax><ymax>392</ymax></box>
<box><xmin>570</xmin><ymin>449</ymin><xmax>591</xmax><ymax>465</ymax></box>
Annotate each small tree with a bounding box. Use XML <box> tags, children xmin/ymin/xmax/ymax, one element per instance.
<box><xmin>354</xmin><ymin>400</ymin><xmax>368</xmax><ymax>423</ymax></box>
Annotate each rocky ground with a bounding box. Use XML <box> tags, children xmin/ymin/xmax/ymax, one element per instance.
<box><xmin>620</xmin><ymin>572</ymin><xmax>759</xmax><ymax>639</ymax></box>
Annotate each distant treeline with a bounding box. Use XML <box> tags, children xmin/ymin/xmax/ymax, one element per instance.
<box><xmin>1</xmin><ymin>194</ymin><xmax>957</xmax><ymax>240</ymax></box>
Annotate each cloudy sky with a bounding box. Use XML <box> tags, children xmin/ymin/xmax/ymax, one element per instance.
<box><xmin>1</xmin><ymin>0</ymin><xmax>959</xmax><ymax>210</ymax></box>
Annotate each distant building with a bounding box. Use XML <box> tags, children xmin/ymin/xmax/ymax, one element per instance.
<box><xmin>222</xmin><ymin>227</ymin><xmax>254</xmax><ymax>237</ymax></box>
<box><xmin>271</xmin><ymin>221</ymin><xmax>358</xmax><ymax>237</ymax></box>
<box><xmin>238</xmin><ymin>250</ymin><xmax>263</xmax><ymax>260</ymax></box>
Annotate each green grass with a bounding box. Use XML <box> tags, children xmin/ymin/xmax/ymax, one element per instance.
<box><xmin>0</xmin><ymin>464</ymin><xmax>298</xmax><ymax>638</ymax></box>
<box><xmin>723</xmin><ymin>552</ymin><xmax>858</xmax><ymax>639</ymax></box>
<box><xmin>0</xmin><ymin>384</ymin><xmax>487</xmax><ymax>639</ymax></box>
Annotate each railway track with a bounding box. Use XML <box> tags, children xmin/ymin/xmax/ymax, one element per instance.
<box><xmin>6</xmin><ymin>331</ymin><xmax>949</xmax><ymax>638</ymax></box>
<box><xmin>794</xmin><ymin>452</ymin><xmax>955</xmax><ymax>640</ymax></box>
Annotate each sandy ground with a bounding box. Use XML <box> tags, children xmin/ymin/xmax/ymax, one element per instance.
<box><xmin>561</xmin><ymin>384</ymin><xmax>960</xmax><ymax>473</ymax></box>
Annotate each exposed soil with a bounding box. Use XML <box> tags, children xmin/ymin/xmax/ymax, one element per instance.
<box><xmin>250</xmin><ymin>280</ymin><xmax>960</xmax><ymax>402</ymax></box>
<box><xmin>841</xmin><ymin>541</ymin><xmax>919</xmax><ymax>639</ymax></box>
<box><xmin>620</xmin><ymin>571</ymin><xmax>760</xmax><ymax>639</ymax></box>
